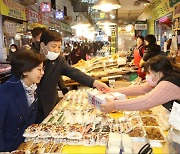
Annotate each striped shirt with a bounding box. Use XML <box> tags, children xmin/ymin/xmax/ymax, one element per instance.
<box><xmin>114</xmin><ymin>81</ymin><xmax>180</xmax><ymax>111</ymax></box>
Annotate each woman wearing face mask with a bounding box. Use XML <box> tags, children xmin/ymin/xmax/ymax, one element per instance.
<box><xmin>0</xmin><ymin>50</ymin><xmax>44</xmax><ymax>152</ymax></box>
<box><xmin>7</xmin><ymin>44</ymin><xmax>18</xmax><ymax>61</ymax></box>
<box><xmin>100</xmin><ymin>55</ymin><xmax>180</xmax><ymax>113</ymax></box>
<box><xmin>37</xmin><ymin>30</ymin><xmax>110</xmax><ymax>122</ymax></box>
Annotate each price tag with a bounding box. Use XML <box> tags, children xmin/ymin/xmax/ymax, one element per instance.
<box><xmin>169</xmin><ymin>101</ymin><xmax>180</xmax><ymax>130</ymax></box>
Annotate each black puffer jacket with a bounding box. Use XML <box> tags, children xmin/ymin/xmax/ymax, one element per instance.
<box><xmin>143</xmin><ymin>44</ymin><xmax>161</xmax><ymax>61</ymax></box>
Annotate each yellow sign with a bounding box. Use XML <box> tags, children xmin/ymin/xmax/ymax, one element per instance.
<box><xmin>144</xmin><ymin>0</ymin><xmax>174</xmax><ymax>34</ymax></box>
<box><xmin>0</xmin><ymin>0</ymin><xmax>26</xmax><ymax>21</ymax></box>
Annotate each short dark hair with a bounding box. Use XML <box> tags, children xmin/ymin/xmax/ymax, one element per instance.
<box><xmin>10</xmin><ymin>44</ymin><xmax>18</xmax><ymax>50</ymax></box>
<box><xmin>10</xmin><ymin>50</ymin><xmax>44</xmax><ymax>78</ymax></box>
<box><xmin>31</xmin><ymin>27</ymin><xmax>46</xmax><ymax>38</ymax></box>
<box><xmin>145</xmin><ymin>34</ymin><xmax>156</xmax><ymax>44</ymax></box>
<box><xmin>144</xmin><ymin>55</ymin><xmax>173</xmax><ymax>75</ymax></box>
<box><xmin>137</xmin><ymin>36</ymin><xmax>144</xmax><ymax>42</ymax></box>
<box><xmin>40</xmin><ymin>30</ymin><xmax>62</xmax><ymax>45</ymax></box>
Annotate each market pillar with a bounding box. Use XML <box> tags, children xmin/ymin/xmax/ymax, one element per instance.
<box><xmin>0</xmin><ymin>15</ymin><xmax>6</xmax><ymax>61</ymax></box>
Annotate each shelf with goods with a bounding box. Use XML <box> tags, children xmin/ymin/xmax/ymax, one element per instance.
<box><xmin>62</xmin><ymin>56</ymin><xmax>138</xmax><ymax>87</ymax></box>
<box><xmin>13</xmin><ymin>87</ymin><xmax>170</xmax><ymax>154</ymax></box>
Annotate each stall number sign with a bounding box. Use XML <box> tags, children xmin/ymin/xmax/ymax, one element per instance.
<box><xmin>135</xmin><ymin>24</ymin><xmax>147</xmax><ymax>30</ymax></box>
<box><xmin>169</xmin><ymin>101</ymin><xmax>180</xmax><ymax>131</ymax></box>
<box><xmin>29</xmin><ymin>10</ymin><xmax>39</xmax><ymax>23</ymax></box>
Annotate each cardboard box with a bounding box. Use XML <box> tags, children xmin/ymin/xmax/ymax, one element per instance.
<box><xmin>87</xmin><ymin>89</ymin><xmax>126</xmax><ymax>109</ymax></box>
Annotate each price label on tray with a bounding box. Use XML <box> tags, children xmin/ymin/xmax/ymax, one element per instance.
<box><xmin>169</xmin><ymin>101</ymin><xmax>180</xmax><ymax>130</ymax></box>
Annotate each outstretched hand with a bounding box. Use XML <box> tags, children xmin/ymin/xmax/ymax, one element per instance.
<box><xmin>93</xmin><ymin>80</ymin><xmax>110</xmax><ymax>93</ymax></box>
<box><xmin>100</xmin><ymin>98</ymin><xmax>115</xmax><ymax>113</ymax></box>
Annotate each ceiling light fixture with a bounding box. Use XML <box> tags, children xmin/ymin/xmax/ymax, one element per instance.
<box><xmin>96</xmin><ymin>13</ymin><xmax>117</xmax><ymax>26</ymax></box>
<box><xmin>71</xmin><ymin>15</ymin><xmax>90</xmax><ymax>29</ymax></box>
<box><xmin>93</xmin><ymin>0</ymin><xmax>121</xmax><ymax>12</ymax></box>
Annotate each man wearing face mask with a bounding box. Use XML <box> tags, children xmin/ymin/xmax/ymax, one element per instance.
<box><xmin>31</xmin><ymin>27</ymin><xmax>46</xmax><ymax>53</ymax></box>
<box><xmin>36</xmin><ymin>30</ymin><xmax>110</xmax><ymax>122</ymax></box>
<box><xmin>31</xmin><ymin>27</ymin><xmax>69</xmax><ymax>96</ymax></box>
<box><xmin>100</xmin><ymin>55</ymin><xmax>180</xmax><ymax>113</ymax></box>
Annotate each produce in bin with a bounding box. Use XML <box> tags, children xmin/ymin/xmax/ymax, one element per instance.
<box><xmin>144</xmin><ymin>126</ymin><xmax>165</xmax><ymax>141</ymax></box>
<box><xmin>139</xmin><ymin>109</ymin><xmax>154</xmax><ymax>115</ymax></box>
<box><xmin>128</xmin><ymin>126</ymin><xmax>146</xmax><ymax>137</ymax></box>
<box><xmin>141</xmin><ymin>116</ymin><xmax>159</xmax><ymax>126</ymax></box>
<box><xmin>130</xmin><ymin>116</ymin><xmax>142</xmax><ymax>128</ymax></box>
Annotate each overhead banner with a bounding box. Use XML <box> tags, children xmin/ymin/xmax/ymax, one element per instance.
<box><xmin>0</xmin><ymin>0</ymin><xmax>26</xmax><ymax>21</ymax></box>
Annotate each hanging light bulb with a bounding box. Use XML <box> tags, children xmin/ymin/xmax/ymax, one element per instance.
<box><xmin>93</xmin><ymin>0</ymin><xmax>121</xmax><ymax>12</ymax></box>
<box><xmin>125</xmin><ymin>24</ymin><xmax>134</xmax><ymax>32</ymax></box>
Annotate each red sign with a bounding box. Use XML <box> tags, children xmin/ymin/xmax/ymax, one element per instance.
<box><xmin>41</xmin><ymin>2</ymin><xmax>51</xmax><ymax>13</ymax></box>
<box><xmin>29</xmin><ymin>9</ymin><xmax>39</xmax><ymax>23</ymax></box>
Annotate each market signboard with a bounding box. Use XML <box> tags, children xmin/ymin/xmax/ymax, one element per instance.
<box><xmin>0</xmin><ymin>0</ymin><xmax>26</xmax><ymax>21</ymax></box>
<box><xmin>28</xmin><ymin>9</ymin><xmax>39</xmax><ymax>23</ymax></box>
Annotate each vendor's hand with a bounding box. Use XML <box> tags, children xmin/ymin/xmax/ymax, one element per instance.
<box><xmin>93</xmin><ymin>80</ymin><xmax>110</xmax><ymax>93</ymax></box>
<box><xmin>100</xmin><ymin>98</ymin><xmax>115</xmax><ymax>113</ymax></box>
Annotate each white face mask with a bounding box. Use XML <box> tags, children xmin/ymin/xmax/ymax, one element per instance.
<box><xmin>45</xmin><ymin>50</ymin><xmax>60</xmax><ymax>60</ymax></box>
<box><xmin>145</xmin><ymin>75</ymin><xmax>157</xmax><ymax>87</ymax></box>
<box><xmin>42</xmin><ymin>45</ymin><xmax>60</xmax><ymax>60</ymax></box>
<box><xmin>11</xmin><ymin>49</ymin><xmax>16</xmax><ymax>52</ymax></box>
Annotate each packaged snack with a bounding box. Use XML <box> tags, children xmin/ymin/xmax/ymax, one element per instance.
<box><xmin>42</xmin><ymin>141</ymin><xmax>54</xmax><ymax>153</ymax></box>
<box><xmin>11</xmin><ymin>150</ymin><xmax>26</xmax><ymax>154</ymax></box>
<box><xmin>23</xmin><ymin>124</ymin><xmax>40</xmax><ymax>138</ymax></box>
<box><xmin>29</xmin><ymin>142</ymin><xmax>44</xmax><ymax>153</ymax></box>
<box><xmin>96</xmin><ymin>133</ymin><xmax>109</xmax><ymax>145</ymax></box>
<box><xmin>83</xmin><ymin>132</ymin><xmax>96</xmax><ymax>146</ymax></box>
<box><xmin>51</xmin><ymin>125</ymin><xmax>67</xmax><ymax>138</ymax></box>
<box><xmin>67</xmin><ymin>124</ymin><xmax>84</xmax><ymax>139</ymax></box>
<box><xmin>39</xmin><ymin>124</ymin><xmax>55</xmax><ymax>138</ymax></box>
<box><xmin>17</xmin><ymin>140</ymin><xmax>34</xmax><ymax>151</ymax></box>
<box><xmin>88</xmin><ymin>89</ymin><xmax>126</xmax><ymax>109</ymax></box>
<box><xmin>50</xmin><ymin>143</ymin><xmax>63</xmax><ymax>153</ymax></box>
